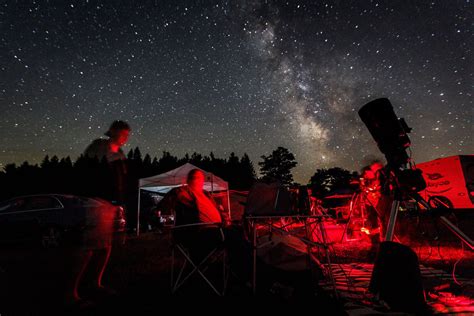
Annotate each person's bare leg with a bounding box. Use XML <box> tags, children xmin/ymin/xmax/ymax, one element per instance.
<box><xmin>91</xmin><ymin>246</ymin><xmax>112</xmax><ymax>289</ymax></box>
<box><xmin>65</xmin><ymin>250</ymin><xmax>93</xmax><ymax>303</ymax></box>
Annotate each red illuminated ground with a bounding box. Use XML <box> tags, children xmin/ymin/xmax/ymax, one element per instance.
<box><xmin>0</xmin><ymin>212</ymin><xmax>472</xmax><ymax>315</ymax></box>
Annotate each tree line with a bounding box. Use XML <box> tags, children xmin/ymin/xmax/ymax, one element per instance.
<box><xmin>258</xmin><ymin>146</ymin><xmax>359</xmax><ymax>198</ymax></box>
<box><xmin>0</xmin><ymin>148</ymin><xmax>256</xmax><ymax>202</ymax></box>
<box><xmin>0</xmin><ymin>146</ymin><xmax>359</xmax><ymax>203</ymax></box>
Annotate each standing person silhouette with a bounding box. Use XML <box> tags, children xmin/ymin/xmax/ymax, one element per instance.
<box><xmin>85</xmin><ymin>120</ymin><xmax>130</xmax><ymax>205</ymax></box>
<box><xmin>65</xmin><ymin>120</ymin><xmax>130</xmax><ymax>307</ymax></box>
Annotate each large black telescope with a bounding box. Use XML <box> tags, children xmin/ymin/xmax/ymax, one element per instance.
<box><xmin>358</xmin><ymin>98</ymin><xmax>411</xmax><ymax>169</ymax></box>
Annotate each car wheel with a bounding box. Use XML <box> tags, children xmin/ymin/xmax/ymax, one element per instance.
<box><xmin>41</xmin><ymin>226</ymin><xmax>61</xmax><ymax>248</ymax></box>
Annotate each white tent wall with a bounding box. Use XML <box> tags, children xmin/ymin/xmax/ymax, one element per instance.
<box><xmin>136</xmin><ymin>163</ymin><xmax>231</xmax><ymax>235</ymax></box>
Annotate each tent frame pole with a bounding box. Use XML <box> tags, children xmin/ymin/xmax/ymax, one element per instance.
<box><xmin>227</xmin><ymin>189</ymin><xmax>231</xmax><ymax>221</ymax></box>
<box><xmin>137</xmin><ymin>188</ymin><xmax>141</xmax><ymax>236</ymax></box>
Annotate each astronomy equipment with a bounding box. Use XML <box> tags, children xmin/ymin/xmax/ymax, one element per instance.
<box><xmin>359</xmin><ymin>98</ymin><xmax>473</xmax><ymax>313</ymax></box>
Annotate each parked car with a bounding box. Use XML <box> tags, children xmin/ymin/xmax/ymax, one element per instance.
<box><xmin>0</xmin><ymin>194</ymin><xmax>126</xmax><ymax>248</ymax></box>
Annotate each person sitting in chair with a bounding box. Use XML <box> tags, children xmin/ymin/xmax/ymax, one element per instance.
<box><xmin>163</xmin><ymin>169</ymin><xmax>251</xmax><ymax>280</ymax></box>
<box><xmin>167</xmin><ymin>169</ymin><xmax>226</xmax><ymax>225</ymax></box>
<box><xmin>162</xmin><ymin>169</ymin><xmax>228</xmax><ymax>260</ymax></box>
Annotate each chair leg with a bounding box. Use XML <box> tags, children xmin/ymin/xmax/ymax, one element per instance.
<box><xmin>171</xmin><ymin>245</ymin><xmax>228</xmax><ymax>296</ymax></box>
<box><xmin>181</xmin><ymin>248</ymin><xmax>223</xmax><ymax>295</ymax></box>
<box><xmin>223</xmin><ymin>250</ymin><xmax>227</xmax><ymax>294</ymax></box>
<box><xmin>172</xmin><ymin>247</ymin><xmax>189</xmax><ymax>293</ymax></box>
<box><xmin>171</xmin><ymin>247</ymin><xmax>174</xmax><ymax>290</ymax></box>
<box><xmin>191</xmin><ymin>248</ymin><xmax>227</xmax><ymax>296</ymax></box>
<box><xmin>173</xmin><ymin>246</ymin><xmax>215</xmax><ymax>292</ymax></box>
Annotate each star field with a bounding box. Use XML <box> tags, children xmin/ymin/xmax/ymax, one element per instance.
<box><xmin>1</xmin><ymin>1</ymin><xmax>472</xmax><ymax>182</ymax></box>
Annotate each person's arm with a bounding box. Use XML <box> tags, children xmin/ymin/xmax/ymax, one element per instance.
<box><xmin>206</xmin><ymin>192</ymin><xmax>230</xmax><ymax>226</ymax></box>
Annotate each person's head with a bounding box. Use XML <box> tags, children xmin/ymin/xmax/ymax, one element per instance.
<box><xmin>187</xmin><ymin>169</ymin><xmax>205</xmax><ymax>190</ymax></box>
<box><xmin>369</xmin><ymin>160</ymin><xmax>384</xmax><ymax>172</ymax></box>
<box><xmin>361</xmin><ymin>166</ymin><xmax>375</xmax><ymax>180</ymax></box>
<box><xmin>105</xmin><ymin>120</ymin><xmax>131</xmax><ymax>147</ymax></box>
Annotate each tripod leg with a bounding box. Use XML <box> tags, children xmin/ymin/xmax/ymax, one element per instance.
<box><xmin>385</xmin><ymin>200</ymin><xmax>400</xmax><ymax>242</ymax></box>
<box><xmin>411</xmin><ymin>192</ymin><xmax>473</xmax><ymax>250</ymax></box>
<box><xmin>439</xmin><ymin>216</ymin><xmax>474</xmax><ymax>250</ymax></box>
<box><xmin>340</xmin><ymin>193</ymin><xmax>358</xmax><ymax>242</ymax></box>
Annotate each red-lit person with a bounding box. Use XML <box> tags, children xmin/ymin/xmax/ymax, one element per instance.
<box><xmin>162</xmin><ymin>169</ymin><xmax>229</xmax><ymax>259</ymax></box>
<box><xmin>360</xmin><ymin>164</ymin><xmax>382</xmax><ymax>253</ymax></box>
<box><xmin>360</xmin><ymin>160</ymin><xmax>392</xmax><ymax>257</ymax></box>
<box><xmin>369</xmin><ymin>161</ymin><xmax>393</xmax><ymax>238</ymax></box>
<box><xmin>162</xmin><ymin>169</ymin><xmax>252</xmax><ymax>280</ymax></box>
<box><xmin>66</xmin><ymin>120</ymin><xmax>130</xmax><ymax>306</ymax></box>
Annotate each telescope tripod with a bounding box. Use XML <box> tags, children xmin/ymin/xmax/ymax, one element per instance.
<box><xmin>384</xmin><ymin>188</ymin><xmax>473</xmax><ymax>251</ymax></box>
<box><xmin>341</xmin><ymin>190</ymin><xmax>382</xmax><ymax>243</ymax></box>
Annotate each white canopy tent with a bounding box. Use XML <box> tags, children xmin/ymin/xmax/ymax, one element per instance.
<box><xmin>137</xmin><ymin>163</ymin><xmax>230</xmax><ymax>235</ymax></box>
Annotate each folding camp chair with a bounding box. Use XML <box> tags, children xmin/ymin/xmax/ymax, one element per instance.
<box><xmin>170</xmin><ymin>222</ymin><xmax>228</xmax><ymax>296</ymax></box>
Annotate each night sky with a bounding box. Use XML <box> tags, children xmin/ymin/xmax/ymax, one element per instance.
<box><xmin>1</xmin><ymin>1</ymin><xmax>472</xmax><ymax>182</ymax></box>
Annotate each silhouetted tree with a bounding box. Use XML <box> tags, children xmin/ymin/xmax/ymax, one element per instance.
<box><xmin>132</xmin><ymin>147</ymin><xmax>142</xmax><ymax>163</ymax></box>
<box><xmin>142</xmin><ymin>154</ymin><xmax>152</xmax><ymax>177</ymax></box>
<box><xmin>208</xmin><ymin>152</ymin><xmax>226</xmax><ymax>179</ymax></box>
<box><xmin>225</xmin><ymin>152</ymin><xmax>240</xmax><ymax>188</ymax></box>
<box><xmin>178</xmin><ymin>153</ymin><xmax>190</xmax><ymax>165</ymax></box>
<box><xmin>60</xmin><ymin>156</ymin><xmax>73</xmax><ymax>169</ymax></box>
<box><xmin>157</xmin><ymin>151</ymin><xmax>179</xmax><ymax>172</ymax></box>
<box><xmin>40</xmin><ymin>155</ymin><xmax>50</xmax><ymax>169</ymax></box>
<box><xmin>127</xmin><ymin>149</ymin><xmax>134</xmax><ymax>160</ymax></box>
<box><xmin>201</xmin><ymin>154</ymin><xmax>212</xmax><ymax>171</ymax></box>
<box><xmin>0</xmin><ymin>150</ymin><xmax>258</xmax><ymax>201</ymax></box>
<box><xmin>309</xmin><ymin>167</ymin><xmax>355</xmax><ymax>198</ymax></box>
<box><xmin>190</xmin><ymin>152</ymin><xmax>203</xmax><ymax>166</ymax></box>
<box><xmin>239</xmin><ymin>153</ymin><xmax>256</xmax><ymax>189</ymax></box>
<box><xmin>151</xmin><ymin>157</ymin><xmax>159</xmax><ymax>173</ymax></box>
<box><xmin>259</xmin><ymin>147</ymin><xmax>297</xmax><ymax>185</ymax></box>
<box><xmin>50</xmin><ymin>155</ymin><xmax>60</xmax><ymax>167</ymax></box>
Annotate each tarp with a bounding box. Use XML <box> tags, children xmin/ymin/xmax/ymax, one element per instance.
<box><xmin>139</xmin><ymin>163</ymin><xmax>228</xmax><ymax>193</ymax></box>
<box><xmin>136</xmin><ymin>163</ymin><xmax>230</xmax><ymax>234</ymax></box>
<box><xmin>257</xmin><ymin>231</ymin><xmax>319</xmax><ymax>271</ymax></box>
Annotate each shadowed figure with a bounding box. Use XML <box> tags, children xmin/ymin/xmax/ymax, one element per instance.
<box><xmin>65</xmin><ymin>120</ymin><xmax>130</xmax><ymax>306</ymax></box>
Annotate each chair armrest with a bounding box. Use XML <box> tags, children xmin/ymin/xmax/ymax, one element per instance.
<box><xmin>171</xmin><ymin>222</ymin><xmax>225</xmax><ymax>243</ymax></box>
<box><xmin>172</xmin><ymin>222</ymin><xmax>222</xmax><ymax>230</ymax></box>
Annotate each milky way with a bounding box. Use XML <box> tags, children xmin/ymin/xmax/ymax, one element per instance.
<box><xmin>1</xmin><ymin>1</ymin><xmax>472</xmax><ymax>182</ymax></box>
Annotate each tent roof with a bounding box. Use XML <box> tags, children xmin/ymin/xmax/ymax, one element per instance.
<box><xmin>139</xmin><ymin>163</ymin><xmax>228</xmax><ymax>194</ymax></box>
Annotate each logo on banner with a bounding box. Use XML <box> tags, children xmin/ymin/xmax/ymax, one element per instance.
<box><xmin>426</xmin><ymin>173</ymin><xmax>451</xmax><ymax>193</ymax></box>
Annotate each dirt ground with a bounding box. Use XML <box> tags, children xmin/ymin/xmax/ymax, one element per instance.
<box><xmin>0</xmin><ymin>212</ymin><xmax>472</xmax><ymax>315</ymax></box>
